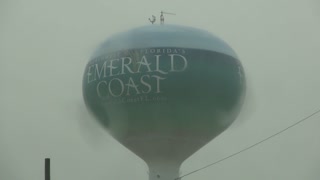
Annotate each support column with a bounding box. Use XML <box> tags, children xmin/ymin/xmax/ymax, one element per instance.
<box><xmin>148</xmin><ymin>162</ymin><xmax>181</xmax><ymax>180</ymax></box>
<box><xmin>45</xmin><ymin>158</ymin><xmax>50</xmax><ymax>180</ymax></box>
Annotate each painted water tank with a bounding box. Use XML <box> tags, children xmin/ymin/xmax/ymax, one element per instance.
<box><xmin>82</xmin><ymin>24</ymin><xmax>246</xmax><ymax>180</ymax></box>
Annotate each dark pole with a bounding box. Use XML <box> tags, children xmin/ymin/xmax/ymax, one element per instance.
<box><xmin>45</xmin><ymin>158</ymin><xmax>50</xmax><ymax>180</ymax></box>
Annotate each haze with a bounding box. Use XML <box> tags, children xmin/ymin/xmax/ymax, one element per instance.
<box><xmin>1</xmin><ymin>0</ymin><xmax>320</xmax><ymax>179</ymax></box>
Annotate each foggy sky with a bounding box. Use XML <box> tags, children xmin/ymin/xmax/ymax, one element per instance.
<box><xmin>1</xmin><ymin>0</ymin><xmax>320</xmax><ymax>180</ymax></box>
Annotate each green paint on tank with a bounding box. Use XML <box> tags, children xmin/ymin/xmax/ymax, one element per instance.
<box><xmin>82</xmin><ymin>25</ymin><xmax>246</xmax><ymax>165</ymax></box>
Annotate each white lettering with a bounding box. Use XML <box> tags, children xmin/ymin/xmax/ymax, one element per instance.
<box><xmin>155</xmin><ymin>55</ymin><xmax>168</xmax><ymax>74</ymax></box>
<box><xmin>87</xmin><ymin>65</ymin><xmax>95</xmax><ymax>83</ymax></box>
<box><xmin>126</xmin><ymin>77</ymin><xmax>140</xmax><ymax>95</ymax></box>
<box><xmin>137</xmin><ymin>56</ymin><xmax>152</xmax><ymax>73</ymax></box>
<box><xmin>152</xmin><ymin>75</ymin><xmax>166</xmax><ymax>93</ymax></box>
<box><xmin>140</xmin><ymin>75</ymin><xmax>152</xmax><ymax>93</ymax></box>
<box><xmin>95</xmin><ymin>61</ymin><xmax>107</xmax><ymax>79</ymax></box>
<box><xmin>108</xmin><ymin>59</ymin><xmax>120</xmax><ymax>76</ymax></box>
<box><xmin>109</xmin><ymin>78</ymin><xmax>124</xmax><ymax>97</ymax></box>
<box><xmin>96</xmin><ymin>81</ymin><xmax>108</xmax><ymax>98</ymax></box>
<box><xmin>121</xmin><ymin>57</ymin><xmax>135</xmax><ymax>74</ymax></box>
<box><xmin>169</xmin><ymin>54</ymin><xmax>188</xmax><ymax>72</ymax></box>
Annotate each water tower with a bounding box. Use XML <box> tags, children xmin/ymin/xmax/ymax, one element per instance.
<box><xmin>82</xmin><ymin>24</ymin><xmax>245</xmax><ymax>180</ymax></box>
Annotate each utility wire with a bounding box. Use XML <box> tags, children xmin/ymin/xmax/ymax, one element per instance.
<box><xmin>175</xmin><ymin>108</ymin><xmax>320</xmax><ymax>180</ymax></box>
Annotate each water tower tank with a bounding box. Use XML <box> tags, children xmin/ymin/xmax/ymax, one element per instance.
<box><xmin>83</xmin><ymin>24</ymin><xmax>246</xmax><ymax>180</ymax></box>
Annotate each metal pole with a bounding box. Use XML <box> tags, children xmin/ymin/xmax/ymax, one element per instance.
<box><xmin>45</xmin><ymin>158</ymin><xmax>50</xmax><ymax>180</ymax></box>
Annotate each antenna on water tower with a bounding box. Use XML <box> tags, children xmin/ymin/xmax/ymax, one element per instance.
<box><xmin>45</xmin><ymin>158</ymin><xmax>50</xmax><ymax>180</ymax></box>
<box><xmin>160</xmin><ymin>11</ymin><xmax>176</xmax><ymax>25</ymax></box>
<box><xmin>149</xmin><ymin>11</ymin><xmax>176</xmax><ymax>25</ymax></box>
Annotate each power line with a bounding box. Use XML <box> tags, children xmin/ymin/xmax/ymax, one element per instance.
<box><xmin>175</xmin><ymin>108</ymin><xmax>320</xmax><ymax>180</ymax></box>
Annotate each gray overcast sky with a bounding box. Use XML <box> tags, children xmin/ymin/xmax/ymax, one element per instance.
<box><xmin>1</xmin><ymin>0</ymin><xmax>320</xmax><ymax>180</ymax></box>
